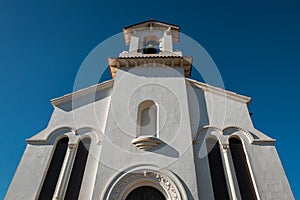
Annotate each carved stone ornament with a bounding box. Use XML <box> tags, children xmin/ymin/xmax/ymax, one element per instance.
<box><xmin>68</xmin><ymin>143</ymin><xmax>77</xmax><ymax>149</ymax></box>
<box><xmin>106</xmin><ymin>169</ymin><xmax>186</xmax><ymax>200</ymax></box>
<box><xmin>222</xmin><ymin>144</ymin><xmax>230</xmax><ymax>150</ymax></box>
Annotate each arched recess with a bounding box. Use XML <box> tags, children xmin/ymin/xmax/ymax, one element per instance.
<box><xmin>65</xmin><ymin>137</ymin><xmax>91</xmax><ymax>200</ymax></box>
<box><xmin>125</xmin><ymin>186</ymin><xmax>165</xmax><ymax>200</ymax></box>
<box><xmin>206</xmin><ymin>138</ymin><xmax>230</xmax><ymax>200</ymax></box>
<box><xmin>69</xmin><ymin>127</ymin><xmax>103</xmax><ymax>199</ymax></box>
<box><xmin>27</xmin><ymin>127</ymin><xmax>73</xmax><ymax>145</ymax></box>
<box><xmin>142</xmin><ymin>35</ymin><xmax>160</xmax><ymax>54</ymax></box>
<box><xmin>193</xmin><ymin>126</ymin><xmax>224</xmax><ymax>159</ymax></box>
<box><xmin>137</xmin><ymin>100</ymin><xmax>158</xmax><ymax>137</ymax></box>
<box><xmin>192</xmin><ymin>126</ymin><xmax>224</xmax><ymax>199</ymax></box>
<box><xmin>229</xmin><ymin>137</ymin><xmax>257</xmax><ymax>200</ymax></box>
<box><xmin>223</xmin><ymin>126</ymin><xmax>254</xmax><ymax>144</ymax></box>
<box><xmin>104</xmin><ymin>167</ymin><xmax>187</xmax><ymax>200</ymax></box>
<box><xmin>38</xmin><ymin>136</ymin><xmax>69</xmax><ymax>200</ymax></box>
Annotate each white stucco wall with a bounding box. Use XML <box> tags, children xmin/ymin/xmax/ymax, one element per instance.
<box><xmin>6</xmin><ymin>66</ymin><xmax>294</xmax><ymax>199</ymax></box>
<box><xmin>93</xmin><ymin>66</ymin><xmax>199</xmax><ymax>199</ymax></box>
<box><xmin>5</xmin><ymin>145</ymin><xmax>53</xmax><ymax>200</ymax></box>
<box><xmin>187</xmin><ymin>80</ymin><xmax>294</xmax><ymax>199</ymax></box>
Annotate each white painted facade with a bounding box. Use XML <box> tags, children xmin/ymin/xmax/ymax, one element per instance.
<box><xmin>6</xmin><ymin>20</ymin><xmax>294</xmax><ymax>200</ymax></box>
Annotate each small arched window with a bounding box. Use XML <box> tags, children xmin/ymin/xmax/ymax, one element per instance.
<box><xmin>65</xmin><ymin>137</ymin><xmax>91</xmax><ymax>200</ymax></box>
<box><xmin>206</xmin><ymin>138</ymin><xmax>230</xmax><ymax>200</ymax></box>
<box><xmin>137</xmin><ymin>100</ymin><xmax>158</xmax><ymax>137</ymax></box>
<box><xmin>38</xmin><ymin>137</ymin><xmax>69</xmax><ymax>200</ymax></box>
<box><xmin>229</xmin><ymin>137</ymin><xmax>257</xmax><ymax>200</ymax></box>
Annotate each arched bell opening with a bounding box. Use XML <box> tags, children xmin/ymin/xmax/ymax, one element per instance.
<box><xmin>142</xmin><ymin>35</ymin><xmax>160</xmax><ymax>54</ymax></box>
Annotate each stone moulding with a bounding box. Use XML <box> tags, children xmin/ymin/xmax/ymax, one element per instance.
<box><xmin>26</xmin><ymin>126</ymin><xmax>103</xmax><ymax>145</ymax></box>
<box><xmin>193</xmin><ymin>125</ymin><xmax>275</xmax><ymax>145</ymax></box>
<box><xmin>105</xmin><ymin>168</ymin><xmax>187</xmax><ymax>200</ymax></box>
<box><xmin>193</xmin><ymin>125</ymin><xmax>254</xmax><ymax>144</ymax></box>
<box><xmin>186</xmin><ymin>78</ymin><xmax>251</xmax><ymax>105</ymax></box>
<box><xmin>50</xmin><ymin>79</ymin><xmax>114</xmax><ymax>106</ymax></box>
<box><xmin>131</xmin><ymin>135</ymin><xmax>162</xmax><ymax>150</ymax></box>
<box><xmin>108</xmin><ymin>56</ymin><xmax>192</xmax><ymax>78</ymax></box>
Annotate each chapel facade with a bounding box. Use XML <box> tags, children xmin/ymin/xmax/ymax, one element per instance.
<box><xmin>6</xmin><ymin>20</ymin><xmax>294</xmax><ymax>200</ymax></box>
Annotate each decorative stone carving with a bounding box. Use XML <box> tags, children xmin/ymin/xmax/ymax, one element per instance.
<box><xmin>68</xmin><ymin>143</ymin><xmax>77</xmax><ymax>149</ymax></box>
<box><xmin>106</xmin><ymin>169</ymin><xmax>186</xmax><ymax>200</ymax></box>
<box><xmin>193</xmin><ymin>125</ymin><xmax>256</xmax><ymax>145</ymax></box>
<box><xmin>223</xmin><ymin>126</ymin><xmax>254</xmax><ymax>143</ymax></box>
<box><xmin>222</xmin><ymin>144</ymin><xmax>229</xmax><ymax>150</ymax></box>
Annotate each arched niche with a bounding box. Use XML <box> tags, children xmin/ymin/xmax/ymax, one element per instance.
<box><xmin>137</xmin><ymin>100</ymin><xmax>158</xmax><ymax>137</ymax></box>
<box><xmin>133</xmin><ymin>100</ymin><xmax>162</xmax><ymax>150</ymax></box>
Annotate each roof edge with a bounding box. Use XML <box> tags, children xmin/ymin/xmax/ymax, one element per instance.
<box><xmin>186</xmin><ymin>78</ymin><xmax>251</xmax><ymax>105</ymax></box>
<box><xmin>123</xmin><ymin>19</ymin><xmax>180</xmax><ymax>31</ymax></box>
<box><xmin>51</xmin><ymin>79</ymin><xmax>114</xmax><ymax>106</ymax></box>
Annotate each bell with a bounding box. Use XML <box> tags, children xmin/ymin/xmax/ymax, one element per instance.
<box><xmin>143</xmin><ymin>43</ymin><xmax>158</xmax><ymax>54</ymax></box>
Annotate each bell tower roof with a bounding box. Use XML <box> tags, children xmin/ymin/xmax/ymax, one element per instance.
<box><xmin>123</xmin><ymin>19</ymin><xmax>180</xmax><ymax>45</ymax></box>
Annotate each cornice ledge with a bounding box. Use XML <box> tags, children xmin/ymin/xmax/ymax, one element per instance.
<box><xmin>252</xmin><ymin>139</ymin><xmax>276</xmax><ymax>145</ymax></box>
<box><xmin>50</xmin><ymin>79</ymin><xmax>114</xmax><ymax>106</ymax></box>
<box><xmin>26</xmin><ymin>127</ymin><xmax>73</xmax><ymax>145</ymax></box>
<box><xmin>186</xmin><ymin>78</ymin><xmax>251</xmax><ymax>105</ymax></box>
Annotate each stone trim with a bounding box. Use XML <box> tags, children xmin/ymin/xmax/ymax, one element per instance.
<box><xmin>50</xmin><ymin>79</ymin><xmax>114</xmax><ymax>106</ymax></box>
<box><xmin>186</xmin><ymin>79</ymin><xmax>251</xmax><ymax>105</ymax></box>
<box><xmin>27</xmin><ymin>127</ymin><xmax>73</xmax><ymax>145</ymax></box>
<box><xmin>105</xmin><ymin>169</ymin><xmax>187</xmax><ymax>200</ymax></box>
<box><xmin>193</xmin><ymin>125</ymin><xmax>258</xmax><ymax>144</ymax></box>
<box><xmin>223</xmin><ymin>126</ymin><xmax>255</xmax><ymax>143</ymax></box>
<box><xmin>27</xmin><ymin>126</ymin><xmax>103</xmax><ymax>145</ymax></box>
<box><xmin>108</xmin><ymin>57</ymin><xmax>192</xmax><ymax>78</ymax></box>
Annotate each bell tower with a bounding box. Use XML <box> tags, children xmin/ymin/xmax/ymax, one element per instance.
<box><xmin>121</xmin><ymin>19</ymin><xmax>181</xmax><ymax>56</ymax></box>
<box><xmin>109</xmin><ymin>19</ymin><xmax>192</xmax><ymax>79</ymax></box>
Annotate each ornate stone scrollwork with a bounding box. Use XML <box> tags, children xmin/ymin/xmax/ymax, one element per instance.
<box><xmin>106</xmin><ymin>169</ymin><xmax>186</xmax><ymax>200</ymax></box>
<box><xmin>222</xmin><ymin>126</ymin><xmax>254</xmax><ymax>143</ymax></box>
<box><xmin>194</xmin><ymin>125</ymin><xmax>255</xmax><ymax>145</ymax></box>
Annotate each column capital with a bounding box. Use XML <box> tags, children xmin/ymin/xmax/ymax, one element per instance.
<box><xmin>222</xmin><ymin>144</ymin><xmax>230</xmax><ymax>150</ymax></box>
<box><xmin>68</xmin><ymin>143</ymin><xmax>77</xmax><ymax>149</ymax></box>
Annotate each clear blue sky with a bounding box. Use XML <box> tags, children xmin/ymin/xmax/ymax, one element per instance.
<box><xmin>1</xmin><ymin>0</ymin><xmax>299</xmax><ymax>198</ymax></box>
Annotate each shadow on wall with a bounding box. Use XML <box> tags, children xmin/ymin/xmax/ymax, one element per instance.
<box><xmin>187</xmin><ymin>84</ymin><xmax>209</xmax><ymax>139</ymax></box>
<box><xmin>152</xmin><ymin>140</ymin><xmax>179</xmax><ymax>158</ymax></box>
